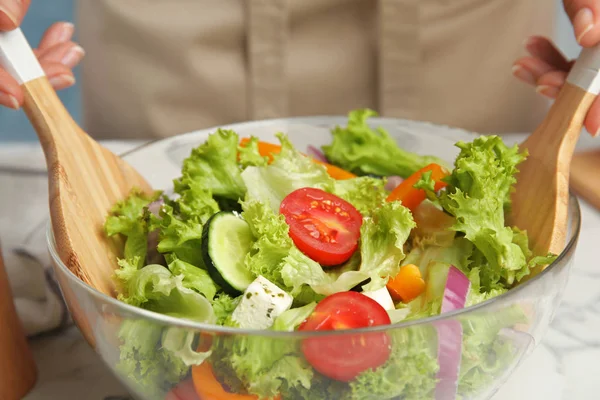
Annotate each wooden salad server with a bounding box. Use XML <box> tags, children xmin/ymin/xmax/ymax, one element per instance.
<box><xmin>509</xmin><ymin>45</ymin><xmax>600</xmax><ymax>260</ymax></box>
<box><xmin>0</xmin><ymin>28</ymin><xmax>153</xmax><ymax>296</ymax></box>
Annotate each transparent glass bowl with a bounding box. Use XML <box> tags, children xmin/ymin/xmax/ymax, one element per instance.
<box><xmin>47</xmin><ymin>117</ymin><xmax>580</xmax><ymax>400</ymax></box>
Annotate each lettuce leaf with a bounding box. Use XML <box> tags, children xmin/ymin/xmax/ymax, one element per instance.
<box><xmin>174</xmin><ymin>128</ymin><xmax>246</xmax><ymax>200</ymax></box>
<box><xmin>114</xmin><ymin>259</ymin><xmax>215</xmax><ymax>323</ymax></box>
<box><xmin>211</xmin><ymin>334</ymin><xmax>313</xmax><ymax>399</ymax></box>
<box><xmin>331</xmin><ymin>176</ymin><xmax>388</xmax><ymax>215</ymax></box>
<box><xmin>242</xmin><ymin>199</ymin><xmax>293</xmax><ymax>287</ymax></box>
<box><xmin>151</xmin><ymin>203</ymin><xmax>206</xmax><ymax>268</ymax></box>
<box><xmin>272</xmin><ymin>302</ymin><xmax>317</xmax><ymax>331</ymax></box>
<box><xmin>116</xmin><ymin>319</ymin><xmax>191</xmax><ymax>398</ymax></box>
<box><xmin>105</xmin><ymin>188</ymin><xmax>161</xmax><ymax>267</ymax></box>
<box><xmin>438</xmin><ymin>136</ymin><xmax>557</xmax><ymax>289</ymax></box>
<box><xmin>359</xmin><ymin>201</ymin><xmax>415</xmax><ymax>291</ymax></box>
<box><xmin>350</xmin><ymin>325</ymin><xmax>439</xmax><ymax>399</ymax></box>
<box><xmin>238</xmin><ymin>136</ymin><xmax>269</xmax><ymax>168</ymax></box>
<box><xmin>322</xmin><ymin>109</ymin><xmax>445</xmax><ymax>178</ymax></box>
<box><xmin>241</xmin><ymin>133</ymin><xmax>334</xmax><ymax>212</ymax></box>
<box><xmin>167</xmin><ymin>257</ymin><xmax>218</xmax><ymax>301</ymax></box>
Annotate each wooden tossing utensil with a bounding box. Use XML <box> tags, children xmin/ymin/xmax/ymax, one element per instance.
<box><xmin>0</xmin><ymin>29</ymin><xmax>153</xmax><ymax>296</ymax></box>
<box><xmin>570</xmin><ymin>148</ymin><xmax>600</xmax><ymax>211</ymax></box>
<box><xmin>509</xmin><ymin>45</ymin><xmax>600</xmax><ymax>259</ymax></box>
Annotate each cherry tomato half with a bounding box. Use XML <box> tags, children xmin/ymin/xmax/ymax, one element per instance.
<box><xmin>298</xmin><ymin>292</ymin><xmax>392</xmax><ymax>382</ymax></box>
<box><xmin>280</xmin><ymin>188</ymin><xmax>362</xmax><ymax>266</ymax></box>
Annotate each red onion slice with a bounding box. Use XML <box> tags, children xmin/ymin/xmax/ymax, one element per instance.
<box><xmin>434</xmin><ymin>265</ymin><xmax>471</xmax><ymax>400</ymax></box>
<box><xmin>306</xmin><ymin>145</ymin><xmax>328</xmax><ymax>163</ymax></box>
<box><xmin>384</xmin><ymin>176</ymin><xmax>404</xmax><ymax>191</ymax></box>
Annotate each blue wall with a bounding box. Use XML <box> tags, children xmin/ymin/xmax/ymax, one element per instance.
<box><xmin>0</xmin><ymin>0</ymin><xmax>81</xmax><ymax>142</ymax></box>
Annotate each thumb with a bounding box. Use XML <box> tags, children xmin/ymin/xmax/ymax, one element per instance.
<box><xmin>0</xmin><ymin>0</ymin><xmax>31</xmax><ymax>31</ymax></box>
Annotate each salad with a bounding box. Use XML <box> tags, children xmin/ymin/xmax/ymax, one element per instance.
<box><xmin>104</xmin><ymin>109</ymin><xmax>556</xmax><ymax>400</ymax></box>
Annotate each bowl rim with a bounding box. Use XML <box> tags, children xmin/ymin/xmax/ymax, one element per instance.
<box><xmin>46</xmin><ymin>116</ymin><xmax>582</xmax><ymax>337</ymax></box>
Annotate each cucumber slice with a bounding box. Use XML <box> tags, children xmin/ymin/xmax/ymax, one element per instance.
<box><xmin>202</xmin><ymin>212</ymin><xmax>255</xmax><ymax>295</ymax></box>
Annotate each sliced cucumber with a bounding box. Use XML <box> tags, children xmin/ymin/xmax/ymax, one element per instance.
<box><xmin>202</xmin><ymin>212</ymin><xmax>256</xmax><ymax>295</ymax></box>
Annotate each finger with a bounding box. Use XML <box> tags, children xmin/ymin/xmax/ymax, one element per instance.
<box><xmin>38</xmin><ymin>22</ymin><xmax>75</xmax><ymax>52</ymax></box>
<box><xmin>38</xmin><ymin>41</ymin><xmax>85</xmax><ymax>69</ymax></box>
<box><xmin>535</xmin><ymin>70</ymin><xmax>569</xmax><ymax>99</ymax></box>
<box><xmin>0</xmin><ymin>0</ymin><xmax>31</xmax><ymax>31</ymax></box>
<box><xmin>563</xmin><ymin>0</ymin><xmax>600</xmax><ymax>46</ymax></box>
<box><xmin>512</xmin><ymin>56</ymin><xmax>556</xmax><ymax>86</ymax></box>
<box><xmin>524</xmin><ymin>36</ymin><xmax>572</xmax><ymax>72</ymax></box>
<box><xmin>0</xmin><ymin>68</ymin><xmax>23</xmax><ymax>109</ymax></box>
<box><xmin>41</xmin><ymin>62</ymin><xmax>76</xmax><ymax>90</ymax></box>
<box><xmin>584</xmin><ymin>97</ymin><xmax>600</xmax><ymax>136</ymax></box>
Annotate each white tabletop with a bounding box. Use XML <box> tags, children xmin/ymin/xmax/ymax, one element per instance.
<box><xmin>0</xmin><ymin>137</ymin><xmax>598</xmax><ymax>400</ymax></box>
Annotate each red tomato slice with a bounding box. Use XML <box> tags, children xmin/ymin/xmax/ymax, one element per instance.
<box><xmin>280</xmin><ymin>188</ymin><xmax>362</xmax><ymax>266</ymax></box>
<box><xmin>298</xmin><ymin>292</ymin><xmax>392</xmax><ymax>382</ymax></box>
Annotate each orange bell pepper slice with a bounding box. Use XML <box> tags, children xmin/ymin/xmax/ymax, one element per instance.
<box><xmin>239</xmin><ymin>138</ymin><xmax>356</xmax><ymax>180</ymax></box>
<box><xmin>386</xmin><ymin>264</ymin><xmax>426</xmax><ymax>302</ymax></box>
<box><xmin>191</xmin><ymin>336</ymin><xmax>280</xmax><ymax>400</ymax></box>
<box><xmin>192</xmin><ymin>362</ymin><xmax>265</xmax><ymax>400</ymax></box>
<box><xmin>386</xmin><ymin>163</ymin><xmax>449</xmax><ymax>211</ymax></box>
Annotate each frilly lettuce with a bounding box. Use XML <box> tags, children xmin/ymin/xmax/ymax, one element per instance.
<box><xmin>114</xmin><ymin>259</ymin><xmax>215</xmax><ymax>323</ymax></box>
<box><xmin>331</xmin><ymin>176</ymin><xmax>388</xmax><ymax>215</ymax></box>
<box><xmin>174</xmin><ymin>128</ymin><xmax>246</xmax><ymax>200</ymax></box>
<box><xmin>105</xmin><ymin>188</ymin><xmax>161</xmax><ymax>267</ymax></box>
<box><xmin>438</xmin><ymin>136</ymin><xmax>556</xmax><ymax>289</ymax></box>
<box><xmin>238</xmin><ymin>136</ymin><xmax>269</xmax><ymax>168</ymax></box>
<box><xmin>116</xmin><ymin>319</ymin><xmax>191</xmax><ymax>397</ymax></box>
<box><xmin>241</xmin><ymin>133</ymin><xmax>334</xmax><ymax>212</ymax></box>
<box><xmin>322</xmin><ymin>109</ymin><xmax>445</xmax><ymax>178</ymax></box>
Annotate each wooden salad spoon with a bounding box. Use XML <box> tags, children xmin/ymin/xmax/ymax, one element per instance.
<box><xmin>0</xmin><ymin>28</ymin><xmax>152</xmax><ymax>297</ymax></box>
<box><xmin>509</xmin><ymin>45</ymin><xmax>600</xmax><ymax>261</ymax></box>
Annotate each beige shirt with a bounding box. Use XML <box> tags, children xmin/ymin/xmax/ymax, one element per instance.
<box><xmin>76</xmin><ymin>0</ymin><xmax>555</xmax><ymax>140</ymax></box>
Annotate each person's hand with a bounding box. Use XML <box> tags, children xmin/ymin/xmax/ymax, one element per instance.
<box><xmin>0</xmin><ymin>1</ymin><xmax>83</xmax><ymax>110</ymax></box>
<box><xmin>513</xmin><ymin>1</ymin><xmax>600</xmax><ymax>135</ymax></box>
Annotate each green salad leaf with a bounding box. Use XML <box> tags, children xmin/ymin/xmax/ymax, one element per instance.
<box><xmin>359</xmin><ymin>201</ymin><xmax>415</xmax><ymax>291</ymax></box>
<box><xmin>174</xmin><ymin>128</ymin><xmax>246</xmax><ymax>200</ymax></box>
<box><xmin>105</xmin><ymin>188</ymin><xmax>161</xmax><ymax>267</ymax></box>
<box><xmin>161</xmin><ymin>327</ymin><xmax>212</xmax><ymax>366</ymax></box>
<box><xmin>331</xmin><ymin>176</ymin><xmax>388</xmax><ymax>215</ymax></box>
<box><xmin>241</xmin><ymin>133</ymin><xmax>334</xmax><ymax>212</ymax></box>
<box><xmin>350</xmin><ymin>325</ymin><xmax>439</xmax><ymax>400</ymax></box>
<box><xmin>116</xmin><ymin>319</ymin><xmax>191</xmax><ymax>398</ymax></box>
<box><xmin>242</xmin><ymin>199</ymin><xmax>293</xmax><ymax>288</ymax></box>
<box><xmin>238</xmin><ymin>136</ymin><xmax>269</xmax><ymax>168</ymax></box>
<box><xmin>272</xmin><ymin>302</ymin><xmax>317</xmax><ymax>331</ymax></box>
<box><xmin>212</xmin><ymin>334</ymin><xmax>314</xmax><ymax>399</ymax></box>
<box><xmin>151</xmin><ymin>204</ymin><xmax>206</xmax><ymax>268</ymax></box>
<box><xmin>115</xmin><ymin>259</ymin><xmax>215</xmax><ymax>323</ymax></box>
<box><xmin>211</xmin><ymin>293</ymin><xmax>241</xmax><ymax>326</ymax></box>
<box><xmin>438</xmin><ymin>135</ymin><xmax>557</xmax><ymax>289</ymax></box>
<box><xmin>322</xmin><ymin>109</ymin><xmax>445</xmax><ymax>178</ymax></box>
<box><xmin>167</xmin><ymin>257</ymin><xmax>218</xmax><ymax>300</ymax></box>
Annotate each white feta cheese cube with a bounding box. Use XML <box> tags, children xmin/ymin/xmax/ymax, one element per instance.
<box><xmin>231</xmin><ymin>276</ymin><xmax>293</xmax><ymax>329</ymax></box>
<box><xmin>362</xmin><ymin>287</ymin><xmax>395</xmax><ymax>310</ymax></box>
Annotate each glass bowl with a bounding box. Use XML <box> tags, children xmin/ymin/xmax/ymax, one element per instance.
<box><xmin>47</xmin><ymin>116</ymin><xmax>580</xmax><ymax>400</ymax></box>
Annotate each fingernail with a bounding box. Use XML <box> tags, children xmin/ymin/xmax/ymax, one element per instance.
<box><xmin>574</xmin><ymin>8</ymin><xmax>595</xmax><ymax>44</ymax></box>
<box><xmin>58</xmin><ymin>22</ymin><xmax>75</xmax><ymax>42</ymax></box>
<box><xmin>536</xmin><ymin>85</ymin><xmax>560</xmax><ymax>99</ymax></box>
<box><xmin>61</xmin><ymin>46</ymin><xmax>85</xmax><ymax>67</ymax></box>
<box><xmin>512</xmin><ymin>65</ymin><xmax>536</xmax><ymax>85</ymax></box>
<box><xmin>593</xmin><ymin>127</ymin><xmax>600</xmax><ymax>137</ymax></box>
<box><xmin>49</xmin><ymin>74</ymin><xmax>76</xmax><ymax>88</ymax></box>
<box><xmin>0</xmin><ymin>5</ymin><xmax>18</xmax><ymax>27</ymax></box>
<box><xmin>523</xmin><ymin>36</ymin><xmax>537</xmax><ymax>50</ymax></box>
<box><xmin>0</xmin><ymin>92</ymin><xmax>20</xmax><ymax>110</ymax></box>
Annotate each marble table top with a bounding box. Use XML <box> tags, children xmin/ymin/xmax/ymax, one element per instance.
<box><xmin>1</xmin><ymin>137</ymin><xmax>598</xmax><ymax>400</ymax></box>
